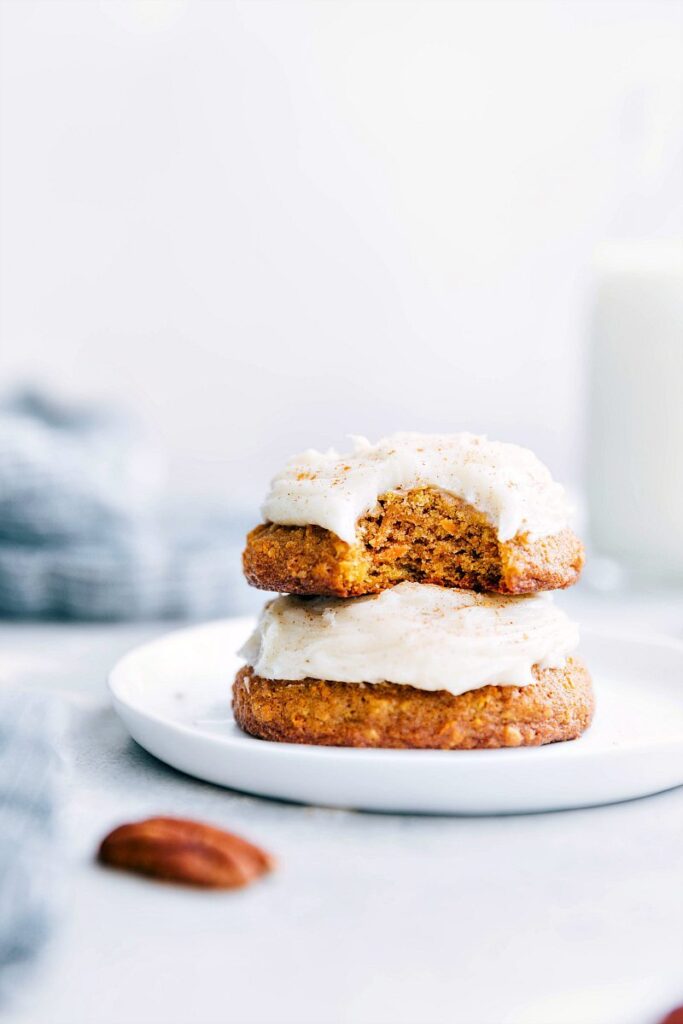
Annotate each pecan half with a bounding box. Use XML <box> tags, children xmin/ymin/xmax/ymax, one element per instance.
<box><xmin>659</xmin><ymin>1010</ymin><xmax>683</xmax><ymax>1024</ymax></box>
<box><xmin>98</xmin><ymin>817</ymin><xmax>274</xmax><ymax>889</ymax></box>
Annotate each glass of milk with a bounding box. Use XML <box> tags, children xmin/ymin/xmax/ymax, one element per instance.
<box><xmin>587</xmin><ymin>240</ymin><xmax>683</xmax><ymax>583</ymax></box>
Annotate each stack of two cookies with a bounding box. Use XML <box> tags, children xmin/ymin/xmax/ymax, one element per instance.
<box><xmin>235</xmin><ymin>434</ymin><xmax>594</xmax><ymax>750</ymax></box>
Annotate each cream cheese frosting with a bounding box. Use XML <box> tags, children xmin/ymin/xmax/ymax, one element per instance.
<box><xmin>239</xmin><ymin>582</ymin><xmax>579</xmax><ymax>696</ymax></box>
<box><xmin>261</xmin><ymin>433</ymin><xmax>571</xmax><ymax>544</ymax></box>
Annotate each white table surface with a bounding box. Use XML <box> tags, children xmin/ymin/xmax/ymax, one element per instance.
<box><xmin>2</xmin><ymin>589</ymin><xmax>683</xmax><ymax>1024</ymax></box>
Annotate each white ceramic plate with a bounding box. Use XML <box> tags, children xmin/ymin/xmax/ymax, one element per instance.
<box><xmin>108</xmin><ymin>618</ymin><xmax>683</xmax><ymax>815</ymax></box>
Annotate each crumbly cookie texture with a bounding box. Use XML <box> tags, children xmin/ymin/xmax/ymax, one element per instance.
<box><xmin>243</xmin><ymin>487</ymin><xmax>584</xmax><ymax>597</ymax></box>
<box><xmin>232</xmin><ymin>657</ymin><xmax>594</xmax><ymax>750</ymax></box>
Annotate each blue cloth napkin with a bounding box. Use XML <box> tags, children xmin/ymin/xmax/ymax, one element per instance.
<box><xmin>0</xmin><ymin>689</ymin><xmax>66</xmax><ymax>1008</ymax></box>
<box><xmin>0</xmin><ymin>390</ymin><xmax>255</xmax><ymax>620</ymax></box>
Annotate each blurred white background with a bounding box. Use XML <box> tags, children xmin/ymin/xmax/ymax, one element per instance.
<box><xmin>0</xmin><ymin>0</ymin><xmax>681</xmax><ymax>512</ymax></box>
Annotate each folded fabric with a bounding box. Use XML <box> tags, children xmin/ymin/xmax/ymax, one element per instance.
<box><xmin>0</xmin><ymin>391</ymin><xmax>163</xmax><ymax>545</ymax></box>
<box><xmin>0</xmin><ymin>689</ymin><xmax>66</xmax><ymax>1008</ymax></box>
<box><xmin>0</xmin><ymin>390</ymin><xmax>255</xmax><ymax>620</ymax></box>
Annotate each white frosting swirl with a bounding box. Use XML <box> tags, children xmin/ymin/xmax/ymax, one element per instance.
<box><xmin>261</xmin><ymin>433</ymin><xmax>571</xmax><ymax>544</ymax></box>
<box><xmin>239</xmin><ymin>583</ymin><xmax>579</xmax><ymax>696</ymax></box>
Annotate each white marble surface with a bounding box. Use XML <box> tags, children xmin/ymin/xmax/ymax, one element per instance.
<box><xmin>2</xmin><ymin>590</ymin><xmax>683</xmax><ymax>1024</ymax></box>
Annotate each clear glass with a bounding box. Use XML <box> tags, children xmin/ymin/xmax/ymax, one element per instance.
<box><xmin>586</xmin><ymin>240</ymin><xmax>683</xmax><ymax>584</ymax></box>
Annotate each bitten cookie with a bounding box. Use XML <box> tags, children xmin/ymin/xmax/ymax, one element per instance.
<box><xmin>243</xmin><ymin>434</ymin><xmax>583</xmax><ymax>597</ymax></box>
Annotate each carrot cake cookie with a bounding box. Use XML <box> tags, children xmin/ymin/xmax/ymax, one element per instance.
<box><xmin>233</xmin><ymin>582</ymin><xmax>594</xmax><ymax>749</ymax></box>
<box><xmin>243</xmin><ymin>434</ymin><xmax>583</xmax><ymax>596</ymax></box>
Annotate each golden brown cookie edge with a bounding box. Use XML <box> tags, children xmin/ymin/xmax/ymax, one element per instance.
<box><xmin>232</xmin><ymin>658</ymin><xmax>594</xmax><ymax>750</ymax></box>
<box><xmin>242</xmin><ymin>521</ymin><xmax>584</xmax><ymax>597</ymax></box>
